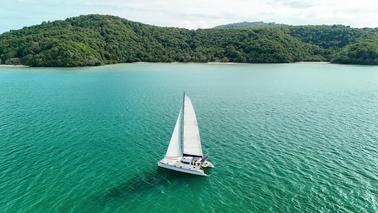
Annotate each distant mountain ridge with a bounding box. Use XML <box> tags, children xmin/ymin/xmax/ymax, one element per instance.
<box><xmin>0</xmin><ymin>15</ymin><xmax>377</xmax><ymax>67</ymax></box>
<box><xmin>214</xmin><ymin>21</ymin><xmax>288</xmax><ymax>29</ymax></box>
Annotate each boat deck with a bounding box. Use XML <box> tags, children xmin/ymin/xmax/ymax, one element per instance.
<box><xmin>158</xmin><ymin>158</ymin><xmax>207</xmax><ymax>176</ymax></box>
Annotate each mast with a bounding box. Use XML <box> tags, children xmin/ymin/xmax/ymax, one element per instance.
<box><xmin>181</xmin><ymin>91</ymin><xmax>185</xmax><ymax>155</ymax></box>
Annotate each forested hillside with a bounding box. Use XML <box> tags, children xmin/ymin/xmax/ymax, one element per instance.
<box><xmin>0</xmin><ymin>15</ymin><xmax>376</xmax><ymax>67</ymax></box>
<box><xmin>331</xmin><ymin>38</ymin><xmax>378</xmax><ymax>65</ymax></box>
<box><xmin>216</xmin><ymin>22</ymin><xmax>378</xmax><ymax>65</ymax></box>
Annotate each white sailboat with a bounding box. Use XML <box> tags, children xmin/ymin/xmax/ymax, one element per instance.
<box><xmin>158</xmin><ymin>93</ymin><xmax>214</xmax><ymax>176</ymax></box>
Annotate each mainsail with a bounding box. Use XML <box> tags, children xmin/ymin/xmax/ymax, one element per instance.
<box><xmin>182</xmin><ymin>95</ymin><xmax>203</xmax><ymax>157</ymax></box>
<box><xmin>164</xmin><ymin>94</ymin><xmax>203</xmax><ymax>158</ymax></box>
<box><xmin>165</xmin><ymin>109</ymin><xmax>182</xmax><ymax>157</ymax></box>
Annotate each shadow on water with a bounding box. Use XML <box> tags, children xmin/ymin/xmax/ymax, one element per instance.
<box><xmin>102</xmin><ymin>167</ymin><xmax>207</xmax><ymax>201</ymax></box>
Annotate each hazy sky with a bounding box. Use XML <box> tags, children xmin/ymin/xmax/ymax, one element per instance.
<box><xmin>1</xmin><ymin>0</ymin><xmax>377</xmax><ymax>33</ymax></box>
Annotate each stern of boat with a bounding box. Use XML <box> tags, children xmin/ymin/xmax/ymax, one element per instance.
<box><xmin>202</xmin><ymin>160</ymin><xmax>214</xmax><ymax>168</ymax></box>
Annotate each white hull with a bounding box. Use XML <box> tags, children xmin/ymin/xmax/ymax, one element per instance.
<box><xmin>202</xmin><ymin>161</ymin><xmax>214</xmax><ymax>168</ymax></box>
<box><xmin>158</xmin><ymin>161</ymin><xmax>207</xmax><ymax>176</ymax></box>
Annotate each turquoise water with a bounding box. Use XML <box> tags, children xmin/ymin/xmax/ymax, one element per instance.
<box><xmin>0</xmin><ymin>63</ymin><xmax>377</xmax><ymax>212</ymax></box>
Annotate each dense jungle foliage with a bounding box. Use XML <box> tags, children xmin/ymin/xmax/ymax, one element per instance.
<box><xmin>0</xmin><ymin>15</ymin><xmax>376</xmax><ymax>67</ymax></box>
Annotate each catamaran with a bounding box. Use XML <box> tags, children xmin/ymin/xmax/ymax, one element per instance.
<box><xmin>158</xmin><ymin>94</ymin><xmax>214</xmax><ymax>176</ymax></box>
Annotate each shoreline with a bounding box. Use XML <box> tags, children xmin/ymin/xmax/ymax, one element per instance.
<box><xmin>0</xmin><ymin>61</ymin><xmax>372</xmax><ymax>69</ymax></box>
<box><xmin>295</xmin><ymin>61</ymin><xmax>330</xmax><ymax>64</ymax></box>
<box><xmin>0</xmin><ymin>65</ymin><xmax>29</xmax><ymax>67</ymax></box>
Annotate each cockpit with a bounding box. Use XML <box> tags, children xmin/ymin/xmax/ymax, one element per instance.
<box><xmin>181</xmin><ymin>156</ymin><xmax>202</xmax><ymax>166</ymax></box>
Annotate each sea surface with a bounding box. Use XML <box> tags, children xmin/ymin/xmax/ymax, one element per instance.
<box><xmin>0</xmin><ymin>63</ymin><xmax>377</xmax><ymax>212</ymax></box>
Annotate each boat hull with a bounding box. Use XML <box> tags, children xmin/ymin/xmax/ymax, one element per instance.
<box><xmin>202</xmin><ymin>161</ymin><xmax>214</xmax><ymax>168</ymax></box>
<box><xmin>158</xmin><ymin>161</ymin><xmax>207</xmax><ymax>176</ymax></box>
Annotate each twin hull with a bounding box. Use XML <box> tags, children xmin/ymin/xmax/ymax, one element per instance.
<box><xmin>158</xmin><ymin>161</ymin><xmax>207</xmax><ymax>176</ymax></box>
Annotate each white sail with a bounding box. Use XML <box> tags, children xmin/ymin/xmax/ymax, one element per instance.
<box><xmin>158</xmin><ymin>94</ymin><xmax>213</xmax><ymax>176</ymax></box>
<box><xmin>165</xmin><ymin>109</ymin><xmax>182</xmax><ymax>158</ymax></box>
<box><xmin>182</xmin><ymin>95</ymin><xmax>203</xmax><ymax>157</ymax></box>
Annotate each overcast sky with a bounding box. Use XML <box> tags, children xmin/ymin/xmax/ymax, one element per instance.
<box><xmin>1</xmin><ymin>0</ymin><xmax>377</xmax><ymax>33</ymax></box>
